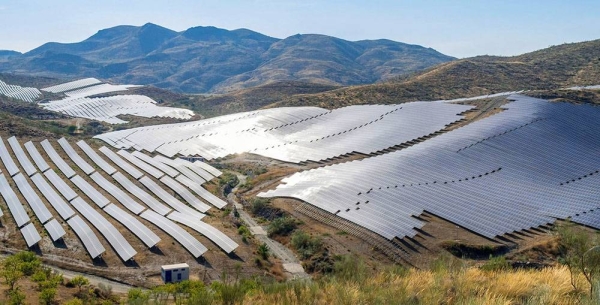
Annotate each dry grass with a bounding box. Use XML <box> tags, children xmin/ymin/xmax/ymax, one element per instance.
<box><xmin>246</xmin><ymin>265</ymin><xmax>595</xmax><ymax>305</ymax></box>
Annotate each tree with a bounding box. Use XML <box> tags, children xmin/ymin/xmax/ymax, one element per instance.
<box><xmin>127</xmin><ymin>288</ymin><xmax>149</xmax><ymax>305</ymax></box>
<box><xmin>258</xmin><ymin>243</ymin><xmax>270</xmax><ymax>260</ymax></box>
<box><xmin>2</xmin><ymin>255</ymin><xmax>24</xmax><ymax>291</ymax></box>
<box><xmin>39</xmin><ymin>288</ymin><xmax>57</xmax><ymax>305</ymax></box>
<box><xmin>556</xmin><ymin>222</ymin><xmax>600</xmax><ymax>294</ymax></box>
<box><xmin>67</xmin><ymin>125</ymin><xmax>77</xmax><ymax>134</ymax></box>
<box><xmin>69</xmin><ymin>275</ymin><xmax>89</xmax><ymax>293</ymax></box>
<box><xmin>7</xmin><ymin>288</ymin><xmax>26</xmax><ymax>305</ymax></box>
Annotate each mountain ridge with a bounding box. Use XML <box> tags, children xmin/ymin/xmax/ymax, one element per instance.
<box><xmin>0</xmin><ymin>23</ymin><xmax>454</xmax><ymax>93</ymax></box>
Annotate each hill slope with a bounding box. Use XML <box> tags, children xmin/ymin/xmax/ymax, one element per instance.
<box><xmin>267</xmin><ymin>39</ymin><xmax>600</xmax><ymax>108</ymax></box>
<box><xmin>0</xmin><ymin>23</ymin><xmax>454</xmax><ymax>93</ymax></box>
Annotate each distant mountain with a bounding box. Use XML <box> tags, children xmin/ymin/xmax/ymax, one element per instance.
<box><xmin>0</xmin><ymin>23</ymin><xmax>454</xmax><ymax>93</ymax></box>
<box><xmin>0</xmin><ymin>50</ymin><xmax>21</xmax><ymax>61</ymax></box>
<box><xmin>265</xmin><ymin>39</ymin><xmax>600</xmax><ymax>109</ymax></box>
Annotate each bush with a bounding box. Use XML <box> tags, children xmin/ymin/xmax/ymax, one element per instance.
<box><xmin>267</xmin><ymin>217</ymin><xmax>297</xmax><ymax>237</ymax></box>
<box><xmin>258</xmin><ymin>243</ymin><xmax>270</xmax><ymax>260</ymax></box>
<box><xmin>250</xmin><ymin>198</ymin><xmax>271</xmax><ymax>215</ymax></box>
<box><xmin>480</xmin><ymin>255</ymin><xmax>512</xmax><ymax>272</ymax></box>
<box><xmin>39</xmin><ymin>288</ymin><xmax>57</xmax><ymax>305</ymax></box>
<box><xmin>290</xmin><ymin>230</ymin><xmax>323</xmax><ymax>259</ymax></box>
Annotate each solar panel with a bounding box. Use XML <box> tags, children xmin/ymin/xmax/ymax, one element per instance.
<box><xmin>192</xmin><ymin>160</ymin><xmax>222</xmax><ymax>177</ymax></box>
<box><xmin>173</xmin><ymin>158</ymin><xmax>213</xmax><ymax>181</ymax></box>
<box><xmin>168</xmin><ymin>211</ymin><xmax>238</xmax><ymax>253</ymax></box>
<box><xmin>67</xmin><ymin>215</ymin><xmax>105</xmax><ymax>258</ymax></box>
<box><xmin>20</xmin><ymin>223</ymin><xmax>41</xmax><ymax>247</ymax></box>
<box><xmin>30</xmin><ymin>173</ymin><xmax>75</xmax><ymax>220</ymax></box>
<box><xmin>176</xmin><ymin>175</ymin><xmax>227</xmax><ymax>209</ymax></box>
<box><xmin>0</xmin><ymin>174</ymin><xmax>30</xmax><ymax>227</ymax></box>
<box><xmin>76</xmin><ymin>141</ymin><xmax>116</xmax><ymax>175</ymax></box>
<box><xmin>90</xmin><ymin>172</ymin><xmax>145</xmax><ymax>215</ymax></box>
<box><xmin>98</xmin><ymin>147</ymin><xmax>143</xmax><ymax>179</ymax></box>
<box><xmin>103</xmin><ymin>204</ymin><xmax>160</xmax><ymax>248</ymax></box>
<box><xmin>131</xmin><ymin>151</ymin><xmax>179</xmax><ymax>177</ymax></box>
<box><xmin>159</xmin><ymin>176</ymin><xmax>211</xmax><ymax>213</ymax></box>
<box><xmin>41</xmin><ymin>140</ymin><xmax>76</xmax><ymax>178</ymax></box>
<box><xmin>13</xmin><ymin>173</ymin><xmax>53</xmax><ymax>224</ymax></box>
<box><xmin>111</xmin><ymin>172</ymin><xmax>171</xmax><ymax>215</ymax></box>
<box><xmin>70</xmin><ymin>175</ymin><xmax>110</xmax><ymax>208</ymax></box>
<box><xmin>24</xmin><ymin>141</ymin><xmax>50</xmax><ymax>172</ymax></box>
<box><xmin>7</xmin><ymin>137</ymin><xmax>36</xmax><ymax>176</ymax></box>
<box><xmin>139</xmin><ymin>176</ymin><xmax>205</xmax><ymax>219</ymax></box>
<box><xmin>154</xmin><ymin>155</ymin><xmax>206</xmax><ymax>185</ymax></box>
<box><xmin>0</xmin><ymin>136</ymin><xmax>20</xmax><ymax>176</ymax></box>
<box><xmin>57</xmin><ymin>138</ymin><xmax>95</xmax><ymax>175</ymax></box>
<box><xmin>44</xmin><ymin>219</ymin><xmax>66</xmax><ymax>241</ymax></box>
<box><xmin>70</xmin><ymin>197</ymin><xmax>137</xmax><ymax>261</ymax></box>
<box><xmin>117</xmin><ymin>150</ymin><xmax>164</xmax><ymax>179</ymax></box>
<box><xmin>44</xmin><ymin>170</ymin><xmax>78</xmax><ymax>201</ymax></box>
<box><xmin>140</xmin><ymin>210</ymin><xmax>207</xmax><ymax>258</ymax></box>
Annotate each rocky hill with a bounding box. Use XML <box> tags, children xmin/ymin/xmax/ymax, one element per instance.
<box><xmin>0</xmin><ymin>23</ymin><xmax>453</xmax><ymax>93</ymax></box>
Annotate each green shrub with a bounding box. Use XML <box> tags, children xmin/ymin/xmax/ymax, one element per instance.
<box><xmin>290</xmin><ymin>230</ymin><xmax>323</xmax><ymax>259</ymax></box>
<box><xmin>480</xmin><ymin>255</ymin><xmax>512</xmax><ymax>272</ymax></box>
<box><xmin>267</xmin><ymin>217</ymin><xmax>297</xmax><ymax>237</ymax></box>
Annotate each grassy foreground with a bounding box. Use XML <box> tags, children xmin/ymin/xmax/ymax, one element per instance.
<box><xmin>123</xmin><ymin>255</ymin><xmax>599</xmax><ymax>305</ymax></box>
<box><xmin>243</xmin><ymin>258</ymin><xmax>597</xmax><ymax>305</ymax></box>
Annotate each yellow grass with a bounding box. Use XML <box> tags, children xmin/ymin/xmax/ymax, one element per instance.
<box><xmin>245</xmin><ymin>266</ymin><xmax>594</xmax><ymax>305</ymax></box>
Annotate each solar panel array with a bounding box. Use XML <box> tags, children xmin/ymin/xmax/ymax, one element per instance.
<box><xmin>0</xmin><ymin>79</ymin><xmax>41</xmax><ymax>102</ymax></box>
<box><xmin>41</xmin><ymin>78</ymin><xmax>102</xmax><ymax>93</ymax></box>
<box><xmin>260</xmin><ymin>95</ymin><xmax>600</xmax><ymax>240</ymax></box>
<box><xmin>39</xmin><ymin>78</ymin><xmax>194</xmax><ymax>124</ymax></box>
<box><xmin>41</xmin><ymin>94</ymin><xmax>195</xmax><ymax>124</ymax></box>
<box><xmin>0</xmin><ymin>136</ymin><xmax>237</xmax><ymax>259</ymax></box>
<box><xmin>94</xmin><ymin>103</ymin><xmax>472</xmax><ymax>163</ymax></box>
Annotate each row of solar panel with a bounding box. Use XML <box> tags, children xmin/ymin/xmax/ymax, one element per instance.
<box><xmin>0</xmin><ymin>136</ymin><xmax>237</xmax><ymax>262</ymax></box>
<box><xmin>259</xmin><ymin>95</ymin><xmax>600</xmax><ymax>241</ymax></box>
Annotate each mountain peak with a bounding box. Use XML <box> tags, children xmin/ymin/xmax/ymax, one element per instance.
<box><xmin>2</xmin><ymin>24</ymin><xmax>454</xmax><ymax>93</ymax></box>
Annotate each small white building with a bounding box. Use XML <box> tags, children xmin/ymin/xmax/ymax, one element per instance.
<box><xmin>161</xmin><ymin>263</ymin><xmax>190</xmax><ymax>283</ymax></box>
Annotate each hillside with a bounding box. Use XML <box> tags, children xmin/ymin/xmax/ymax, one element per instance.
<box><xmin>175</xmin><ymin>81</ymin><xmax>339</xmax><ymax>117</ymax></box>
<box><xmin>266</xmin><ymin>39</ymin><xmax>600</xmax><ymax>109</ymax></box>
<box><xmin>0</xmin><ymin>23</ymin><xmax>454</xmax><ymax>93</ymax></box>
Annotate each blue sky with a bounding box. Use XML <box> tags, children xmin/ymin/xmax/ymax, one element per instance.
<box><xmin>0</xmin><ymin>0</ymin><xmax>599</xmax><ymax>58</ymax></box>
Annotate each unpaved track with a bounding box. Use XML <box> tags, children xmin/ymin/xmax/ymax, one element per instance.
<box><xmin>228</xmin><ymin>174</ymin><xmax>310</xmax><ymax>280</ymax></box>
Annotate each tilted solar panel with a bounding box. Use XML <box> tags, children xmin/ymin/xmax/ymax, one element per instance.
<box><xmin>117</xmin><ymin>150</ymin><xmax>164</xmax><ymax>179</ymax></box>
<box><xmin>24</xmin><ymin>141</ymin><xmax>50</xmax><ymax>172</ymax></box>
<box><xmin>70</xmin><ymin>175</ymin><xmax>110</xmax><ymax>208</ymax></box>
<box><xmin>67</xmin><ymin>215</ymin><xmax>105</xmax><ymax>258</ymax></box>
<box><xmin>76</xmin><ymin>141</ymin><xmax>116</xmax><ymax>175</ymax></box>
<box><xmin>8</xmin><ymin>137</ymin><xmax>36</xmax><ymax>176</ymax></box>
<box><xmin>57</xmin><ymin>138</ymin><xmax>95</xmax><ymax>175</ymax></box>
<box><xmin>13</xmin><ymin>173</ymin><xmax>53</xmax><ymax>224</ymax></box>
<box><xmin>0</xmin><ymin>174</ymin><xmax>29</xmax><ymax>227</ymax></box>
<box><xmin>44</xmin><ymin>219</ymin><xmax>66</xmax><ymax>241</ymax></box>
<box><xmin>20</xmin><ymin>223</ymin><xmax>41</xmax><ymax>247</ymax></box>
<box><xmin>90</xmin><ymin>172</ymin><xmax>145</xmax><ymax>215</ymax></box>
<box><xmin>103</xmin><ymin>203</ymin><xmax>160</xmax><ymax>248</ymax></box>
<box><xmin>168</xmin><ymin>211</ymin><xmax>238</xmax><ymax>253</ymax></box>
<box><xmin>132</xmin><ymin>151</ymin><xmax>179</xmax><ymax>177</ymax></box>
<box><xmin>176</xmin><ymin>175</ymin><xmax>227</xmax><ymax>209</ymax></box>
<box><xmin>70</xmin><ymin>197</ymin><xmax>137</xmax><ymax>261</ymax></box>
<box><xmin>30</xmin><ymin>173</ymin><xmax>75</xmax><ymax>220</ymax></box>
<box><xmin>44</xmin><ymin>170</ymin><xmax>78</xmax><ymax>201</ymax></box>
<box><xmin>139</xmin><ymin>176</ymin><xmax>205</xmax><ymax>219</ymax></box>
<box><xmin>98</xmin><ymin>147</ymin><xmax>143</xmax><ymax>179</ymax></box>
<box><xmin>159</xmin><ymin>176</ymin><xmax>211</xmax><ymax>213</ymax></box>
<box><xmin>111</xmin><ymin>172</ymin><xmax>171</xmax><ymax>215</ymax></box>
<box><xmin>0</xmin><ymin>136</ymin><xmax>20</xmax><ymax>176</ymax></box>
<box><xmin>140</xmin><ymin>210</ymin><xmax>207</xmax><ymax>258</ymax></box>
<box><xmin>41</xmin><ymin>140</ymin><xmax>76</xmax><ymax>178</ymax></box>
